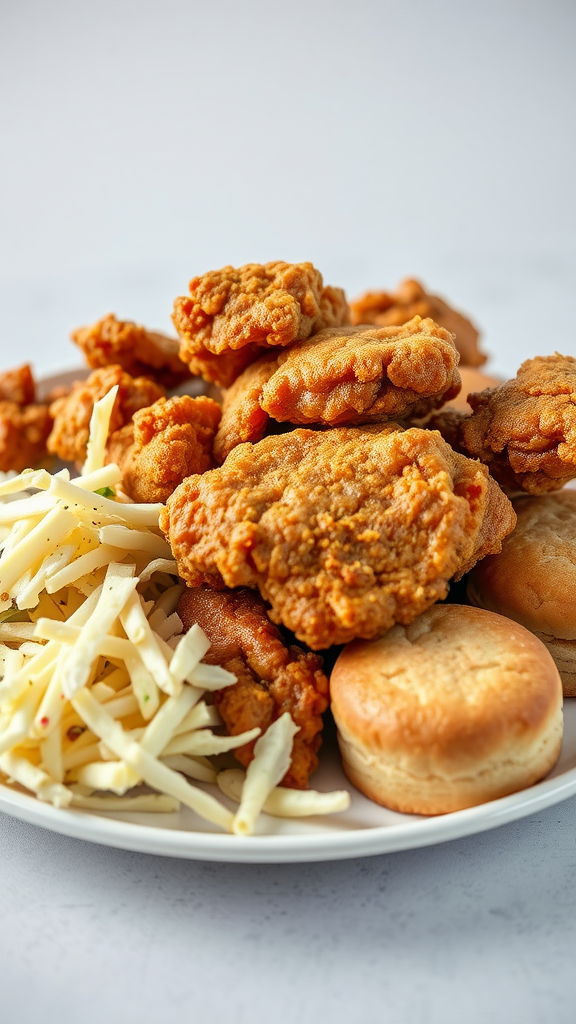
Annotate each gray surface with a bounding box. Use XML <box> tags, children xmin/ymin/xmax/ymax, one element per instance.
<box><xmin>1</xmin><ymin>800</ymin><xmax>576</xmax><ymax>1024</ymax></box>
<box><xmin>1</xmin><ymin>2</ymin><xmax>576</xmax><ymax>1021</ymax></box>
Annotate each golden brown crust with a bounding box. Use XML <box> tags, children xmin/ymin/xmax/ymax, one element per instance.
<box><xmin>173</xmin><ymin>261</ymin><xmax>350</xmax><ymax>387</ymax></box>
<box><xmin>177</xmin><ymin>586</ymin><xmax>329</xmax><ymax>788</ymax></box>
<box><xmin>106</xmin><ymin>395</ymin><xmax>221</xmax><ymax>504</ymax></box>
<box><xmin>47</xmin><ymin>365</ymin><xmax>165</xmax><ymax>464</ymax></box>
<box><xmin>331</xmin><ymin>604</ymin><xmax>563</xmax><ymax>814</ymax></box>
<box><xmin>0</xmin><ymin>401</ymin><xmax>53</xmax><ymax>473</ymax></box>
<box><xmin>161</xmin><ymin>425</ymin><xmax>515</xmax><ymax>649</ymax></box>
<box><xmin>431</xmin><ymin>355</ymin><xmax>576</xmax><ymax>493</ymax></box>
<box><xmin>213</xmin><ymin>316</ymin><xmax>461</xmax><ymax>462</ymax></box>
<box><xmin>462</xmin><ymin>355</ymin><xmax>576</xmax><ymax>493</ymax></box>
<box><xmin>71</xmin><ymin>313</ymin><xmax>190</xmax><ymax>388</ymax></box>
<box><xmin>0</xmin><ymin>364</ymin><xmax>36</xmax><ymax>406</ymax></box>
<box><xmin>350</xmin><ymin>277</ymin><xmax>486</xmax><ymax>368</ymax></box>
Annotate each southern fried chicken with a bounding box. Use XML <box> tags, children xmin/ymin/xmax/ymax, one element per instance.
<box><xmin>47</xmin><ymin>365</ymin><xmax>164</xmax><ymax>464</ymax></box>
<box><xmin>0</xmin><ymin>363</ymin><xmax>36</xmax><ymax>406</ymax></box>
<box><xmin>350</xmin><ymin>278</ymin><xmax>486</xmax><ymax>368</ymax></box>
<box><xmin>106</xmin><ymin>394</ymin><xmax>221</xmax><ymax>504</ymax></box>
<box><xmin>0</xmin><ymin>402</ymin><xmax>53</xmax><ymax>473</ymax></box>
<box><xmin>0</xmin><ymin>363</ymin><xmax>53</xmax><ymax>472</ymax></box>
<box><xmin>161</xmin><ymin>425</ymin><xmax>516</xmax><ymax>649</ymax></box>
<box><xmin>71</xmin><ymin>313</ymin><xmax>190</xmax><ymax>388</ymax></box>
<box><xmin>213</xmin><ymin>316</ymin><xmax>461</xmax><ymax>462</ymax></box>
<box><xmin>178</xmin><ymin>585</ymin><xmax>329</xmax><ymax>788</ymax></box>
<box><xmin>427</xmin><ymin>354</ymin><xmax>576</xmax><ymax>494</ymax></box>
<box><xmin>173</xmin><ymin>261</ymin><xmax>350</xmax><ymax>388</ymax></box>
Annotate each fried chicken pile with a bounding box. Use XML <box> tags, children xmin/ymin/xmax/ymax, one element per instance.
<box><xmin>173</xmin><ymin>261</ymin><xmax>350</xmax><ymax>387</ymax></box>
<box><xmin>350</xmin><ymin>277</ymin><xmax>486</xmax><ymax>368</ymax></box>
<box><xmin>106</xmin><ymin>394</ymin><xmax>221</xmax><ymax>503</ymax></box>
<box><xmin>0</xmin><ymin>364</ymin><xmax>53</xmax><ymax>472</ymax></box>
<box><xmin>427</xmin><ymin>354</ymin><xmax>576</xmax><ymax>493</ymax></box>
<box><xmin>71</xmin><ymin>313</ymin><xmax>190</xmax><ymax>388</ymax></box>
<box><xmin>178</xmin><ymin>586</ymin><xmax>329</xmax><ymax>788</ymax></box>
<box><xmin>162</xmin><ymin>425</ymin><xmax>516</xmax><ymax>649</ymax></box>
<box><xmin>14</xmin><ymin>260</ymin><xmax>570</xmax><ymax>791</ymax></box>
<box><xmin>214</xmin><ymin>316</ymin><xmax>461</xmax><ymax>462</ymax></box>
<box><xmin>47</xmin><ymin>365</ymin><xmax>165</xmax><ymax>464</ymax></box>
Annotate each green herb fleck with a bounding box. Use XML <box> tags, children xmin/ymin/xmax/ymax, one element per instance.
<box><xmin>94</xmin><ymin>486</ymin><xmax>115</xmax><ymax>498</ymax></box>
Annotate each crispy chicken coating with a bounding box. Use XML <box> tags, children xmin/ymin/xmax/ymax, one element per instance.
<box><xmin>178</xmin><ymin>586</ymin><xmax>329</xmax><ymax>788</ymax></box>
<box><xmin>0</xmin><ymin>364</ymin><xmax>36</xmax><ymax>406</ymax></box>
<box><xmin>213</xmin><ymin>316</ymin><xmax>461</xmax><ymax>462</ymax></box>
<box><xmin>71</xmin><ymin>313</ymin><xmax>190</xmax><ymax>388</ymax></box>
<box><xmin>428</xmin><ymin>354</ymin><xmax>576</xmax><ymax>494</ymax></box>
<box><xmin>161</xmin><ymin>425</ymin><xmax>515</xmax><ymax>649</ymax></box>
<box><xmin>106</xmin><ymin>395</ymin><xmax>221</xmax><ymax>503</ymax></box>
<box><xmin>47</xmin><ymin>365</ymin><xmax>164</xmax><ymax>464</ymax></box>
<box><xmin>0</xmin><ymin>402</ymin><xmax>53</xmax><ymax>473</ymax></box>
<box><xmin>350</xmin><ymin>278</ymin><xmax>486</xmax><ymax>368</ymax></box>
<box><xmin>0</xmin><ymin>363</ymin><xmax>53</xmax><ymax>472</ymax></box>
<box><xmin>173</xmin><ymin>261</ymin><xmax>350</xmax><ymax>387</ymax></box>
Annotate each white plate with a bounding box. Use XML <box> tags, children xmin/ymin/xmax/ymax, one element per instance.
<box><xmin>1</xmin><ymin>703</ymin><xmax>575</xmax><ymax>863</ymax></box>
<box><xmin>2</xmin><ymin>370</ymin><xmax>575</xmax><ymax>862</ymax></box>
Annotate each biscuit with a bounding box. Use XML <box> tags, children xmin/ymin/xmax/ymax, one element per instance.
<box><xmin>330</xmin><ymin>604</ymin><xmax>562</xmax><ymax>815</ymax></box>
<box><xmin>467</xmin><ymin>491</ymin><xmax>576</xmax><ymax>695</ymax></box>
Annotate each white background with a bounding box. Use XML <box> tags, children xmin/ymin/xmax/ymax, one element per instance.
<box><xmin>1</xmin><ymin>0</ymin><xmax>575</xmax><ymax>379</ymax></box>
<box><xmin>1</xmin><ymin>3</ymin><xmax>576</xmax><ymax>1022</ymax></box>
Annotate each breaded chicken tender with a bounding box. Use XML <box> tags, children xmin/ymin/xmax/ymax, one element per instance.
<box><xmin>173</xmin><ymin>261</ymin><xmax>350</xmax><ymax>387</ymax></box>
<box><xmin>350</xmin><ymin>278</ymin><xmax>486</xmax><ymax>368</ymax></box>
<box><xmin>428</xmin><ymin>354</ymin><xmax>576</xmax><ymax>494</ymax></box>
<box><xmin>162</xmin><ymin>425</ymin><xmax>516</xmax><ymax>649</ymax></box>
<box><xmin>178</xmin><ymin>586</ymin><xmax>329</xmax><ymax>788</ymax></box>
<box><xmin>47</xmin><ymin>366</ymin><xmax>164</xmax><ymax>464</ymax></box>
<box><xmin>213</xmin><ymin>316</ymin><xmax>461</xmax><ymax>462</ymax></box>
<box><xmin>0</xmin><ymin>363</ymin><xmax>53</xmax><ymax>472</ymax></box>
<box><xmin>106</xmin><ymin>395</ymin><xmax>221</xmax><ymax>503</ymax></box>
<box><xmin>0</xmin><ymin>364</ymin><xmax>36</xmax><ymax>406</ymax></box>
<box><xmin>71</xmin><ymin>313</ymin><xmax>190</xmax><ymax>388</ymax></box>
<box><xmin>0</xmin><ymin>402</ymin><xmax>53</xmax><ymax>473</ymax></box>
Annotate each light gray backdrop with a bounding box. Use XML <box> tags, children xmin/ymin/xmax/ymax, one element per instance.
<box><xmin>1</xmin><ymin>4</ymin><xmax>576</xmax><ymax>1024</ymax></box>
<box><xmin>1</xmin><ymin>0</ymin><xmax>574</xmax><ymax>378</ymax></box>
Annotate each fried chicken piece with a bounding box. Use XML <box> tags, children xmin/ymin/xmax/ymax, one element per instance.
<box><xmin>0</xmin><ymin>363</ymin><xmax>53</xmax><ymax>472</ymax></box>
<box><xmin>213</xmin><ymin>316</ymin><xmax>461</xmax><ymax>462</ymax></box>
<box><xmin>106</xmin><ymin>395</ymin><xmax>221</xmax><ymax>503</ymax></box>
<box><xmin>161</xmin><ymin>425</ymin><xmax>515</xmax><ymax>649</ymax></box>
<box><xmin>0</xmin><ymin>364</ymin><xmax>36</xmax><ymax>406</ymax></box>
<box><xmin>173</xmin><ymin>261</ymin><xmax>350</xmax><ymax>388</ymax></box>
<box><xmin>0</xmin><ymin>402</ymin><xmax>53</xmax><ymax>473</ymax></box>
<box><xmin>350</xmin><ymin>278</ymin><xmax>486</xmax><ymax>368</ymax></box>
<box><xmin>428</xmin><ymin>354</ymin><xmax>576</xmax><ymax>494</ymax></box>
<box><xmin>47</xmin><ymin>365</ymin><xmax>165</xmax><ymax>464</ymax></box>
<box><xmin>178</xmin><ymin>586</ymin><xmax>329</xmax><ymax>788</ymax></box>
<box><xmin>71</xmin><ymin>313</ymin><xmax>190</xmax><ymax>388</ymax></box>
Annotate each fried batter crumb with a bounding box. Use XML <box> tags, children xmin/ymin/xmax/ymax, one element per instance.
<box><xmin>178</xmin><ymin>585</ymin><xmax>329</xmax><ymax>788</ymax></box>
<box><xmin>0</xmin><ymin>402</ymin><xmax>53</xmax><ymax>473</ymax></box>
<box><xmin>350</xmin><ymin>278</ymin><xmax>486</xmax><ymax>368</ymax></box>
<box><xmin>428</xmin><ymin>354</ymin><xmax>576</xmax><ymax>494</ymax></box>
<box><xmin>173</xmin><ymin>261</ymin><xmax>350</xmax><ymax>387</ymax></box>
<box><xmin>0</xmin><ymin>364</ymin><xmax>36</xmax><ymax>406</ymax></box>
<box><xmin>106</xmin><ymin>394</ymin><xmax>222</xmax><ymax>503</ymax></box>
<box><xmin>47</xmin><ymin>365</ymin><xmax>164</xmax><ymax>464</ymax></box>
<box><xmin>162</xmin><ymin>425</ymin><xmax>515</xmax><ymax>649</ymax></box>
<box><xmin>71</xmin><ymin>313</ymin><xmax>190</xmax><ymax>388</ymax></box>
<box><xmin>213</xmin><ymin>316</ymin><xmax>461</xmax><ymax>462</ymax></box>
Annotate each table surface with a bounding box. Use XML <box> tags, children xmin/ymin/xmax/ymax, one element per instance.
<box><xmin>1</xmin><ymin>799</ymin><xmax>576</xmax><ymax>1024</ymax></box>
<box><xmin>2</xmin><ymin>2</ymin><xmax>576</xmax><ymax>1020</ymax></box>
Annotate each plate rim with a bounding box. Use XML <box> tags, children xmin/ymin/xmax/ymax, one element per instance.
<box><xmin>1</xmin><ymin>764</ymin><xmax>576</xmax><ymax>863</ymax></box>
